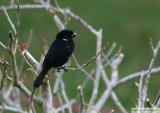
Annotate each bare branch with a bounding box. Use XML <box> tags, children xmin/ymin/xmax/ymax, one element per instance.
<box><xmin>0</xmin><ymin>57</ymin><xmax>10</xmax><ymax>91</ymax></box>
<box><xmin>137</xmin><ymin>71</ymin><xmax>145</xmax><ymax>108</ymax></box>
<box><xmin>55</xmin><ymin>99</ymin><xmax>76</xmax><ymax>113</ymax></box>
<box><xmin>19</xmin><ymin>30</ymin><xmax>33</xmax><ymax>75</ymax></box>
<box><xmin>154</xmin><ymin>90</ymin><xmax>160</xmax><ymax>107</ymax></box>
<box><xmin>53</xmin><ymin>15</ymin><xmax>65</xmax><ymax>30</ymax></box>
<box><xmin>2</xmin><ymin>1</ymin><xmax>160</xmax><ymax>113</ymax></box>
<box><xmin>0</xmin><ymin>4</ymin><xmax>46</xmax><ymax>10</ymax></box>
<box><xmin>111</xmin><ymin>92</ymin><xmax>127</xmax><ymax>113</ymax></box>
<box><xmin>77</xmin><ymin>85</ymin><xmax>85</xmax><ymax>113</ymax></box>
<box><xmin>57</xmin><ymin>92</ymin><xmax>65</xmax><ymax>113</ymax></box>
<box><xmin>66</xmin><ymin>42</ymin><xmax>109</xmax><ymax>71</ymax></box>
<box><xmin>21</xmin><ymin>50</ymin><xmax>38</xmax><ymax>72</ymax></box>
<box><xmin>60</xmin><ymin>79</ymin><xmax>73</xmax><ymax>113</ymax></box>
<box><xmin>0</xmin><ymin>42</ymin><xmax>9</xmax><ymax>51</ymax></box>
<box><xmin>2</xmin><ymin>6</ymin><xmax>17</xmax><ymax>35</ymax></box>
<box><xmin>114</xmin><ymin>67</ymin><xmax>160</xmax><ymax>89</ymax></box>
<box><xmin>15</xmin><ymin>0</ymin><xmax>20</xmax><ymax>47</ymax></box>
<box><xmin>17</xmin><ymin>82</ymin><xmax>43</xmax><ymax>106</ymax></box>
<box><xmin>84</xmin><ymin>104</ymin><xmax>101</xmax><ymax>113</ymax></box>
<box><xmin>72</xmin><ymin>54</ymin><xmax>94</xmax><ymax>81</ymax></box>
<box><xmin>8</xmin><ymin>31</ymin><xmax>19</xmax><ymax>86</ymax></box>
<box><xmin>87</xmin><ymin>29</ymin><xmax>103</xmax><ymax>112</ymax></box>
<box><xmin>42</xmin><ymin>82</ymin><xmax>54</xmax><ymax>113</ymax></box>
<box><xmin>95</xmin><ymin>53</ymin><xmax>124</xmax><ymax>111</ymax></box>
<box><xmin>142</xmin><ymin>39</ymin><xmax>160</xmax><ymax>100</ymax></box>
<box><xmin>0</xmin><ymin>105</ymin><xmax>27</xmax><ymax>113</ymax></box>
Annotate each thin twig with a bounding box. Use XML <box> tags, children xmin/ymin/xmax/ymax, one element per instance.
<box><xmin>72</xmin><ymin>54</ymin><xmax>94</xmax><ymax>81</ymax></box>
<box><xmin>0</xmin><ymin>57</ymin><xmax>10</xmax><ymax>91</ymax></box>
<box><xmin>0</xmin><ymin>42</ymin><xmax>9</xmax><ymax>51</ymax></box>
<box><xmin>15</xmin><ymin>0</ymin><xmax>20</xmax><ymax>51</ymax></box>
<box><xmin>60</xmin><ymin>80</ymin><xmax>72</xmax><ymax>113</ymax></box>
<box><xmin>114</xmin><ymin>67</ymin><xmax>160</xmax><ymax>89</ymax></box>
<box><xmin>95</xmin><ymin>53</ymin><xmax>124</xmax><ymax>111</ymax></box>
<box><xmin>57</xmin><ymin>92</ymin><xmax>65</xmax><ymax>113</ymax></box>
<box><xmin>66</xmin><ymin>42</ymin><xmax>109</xmax><ymax>71</ymax></box>
<box><xmin>19</xmin><ymin>30</ymin><xmax>33</xmax><ymax>75</ymax></box>
<box><xmin>17</xmin><ymin>82</ymin><xmax>43</xmax><ymax>106</ymax></box>
<box><xmin>141</xmin><ymin>39</ymin><xmax>160</xmax><ymax>108</ymax></box>
<box><xmin>0</xmin><ymin>105</ymin><xmax>27</xmax><ymax>113</ymax></box>
<box><xmin>2</xmin><ymin>6</ymin><xmax>17</xmax><ymax>35</ymax></box>
<box><xmin>55</xmin><ymin>99</ymin><xmax>76</xmax><ymax>113</ymax></box>
<box><xmin>29</xmin><ymin>88</ymin><xmax>36</xmax><ymax>113</ymax></box>
<box><xmin>154</xmin><ymin>90</ymin><xmax>160</xmax><ymax>106</ymax></box>
<box><xmin>84</xmin><ymin>104</ymin><xmax>101</xmax><ymax>113</ymax></box>
<box><xmin>111</xmin><ymin>92</ymin><xmax>127</xmax><ymax>113</ymax></box>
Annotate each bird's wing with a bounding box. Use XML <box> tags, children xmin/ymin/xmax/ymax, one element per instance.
<box><xmin>42</xmin><ymin>40</ymin><xmax>69</xmax><ymax>68</ymax></box>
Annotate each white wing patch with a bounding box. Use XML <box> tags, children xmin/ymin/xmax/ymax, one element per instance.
<box><xmin>62</xmin><ymin>39</ymin><xmax>68</xmax><ymax>41</ymax></box>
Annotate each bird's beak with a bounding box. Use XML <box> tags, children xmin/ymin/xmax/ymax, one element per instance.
<box><xmin>72</xmin><ymin>32</ymin><xmax>77</xmax><ymax>38</ymax></box>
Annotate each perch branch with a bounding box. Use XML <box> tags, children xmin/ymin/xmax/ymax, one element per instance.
<box><xmin>66</xmin><ymin>42</ymin><xmax>109</xmax><ymax>71</ymax></box>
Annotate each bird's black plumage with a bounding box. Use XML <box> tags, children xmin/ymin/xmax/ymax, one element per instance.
<box><xmin>33</xmin><ymin>29</ymin><xmax>77</xmax><ymax>88</ymax></box>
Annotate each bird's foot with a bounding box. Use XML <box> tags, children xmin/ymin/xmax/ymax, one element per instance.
<box><xmin>61</xmin><ymin>66</ymin><xmax>68</xmax><ymax>72</ymax></box>
<box><xmin>56</xmin><ymin>66</ymin><xmax>68</xmax><ymax>72</ymax></box>
<box><xmin>56</xmin><ymin>67</ymin><xmax>62</xmax><ymax>72</ymax></box>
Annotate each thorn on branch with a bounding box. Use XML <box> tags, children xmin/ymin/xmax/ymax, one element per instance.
<box><xmin>29</xmin><ymin>87</ymin><xmax>36</xmax><ymax>113</ymax></box>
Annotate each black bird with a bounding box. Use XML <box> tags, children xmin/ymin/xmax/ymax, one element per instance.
<box><xmin>33</xmin><ymin>29</ymin><xmax>77</xmax><ymax>88</ymax></box>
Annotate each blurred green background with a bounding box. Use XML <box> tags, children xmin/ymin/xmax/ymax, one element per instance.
<box><xmin>1</xmin><ymin>0</ymin><xmax>160</xmax><ymax>112</ymax></box>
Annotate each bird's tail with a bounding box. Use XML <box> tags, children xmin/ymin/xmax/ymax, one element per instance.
<box><xmin>33</xmin><ymin>67</ymin><xmax>49</xmax><ymax>88</ymax></box>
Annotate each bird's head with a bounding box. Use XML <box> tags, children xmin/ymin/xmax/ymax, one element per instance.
<box><xmin>56</xmin><ymin>29</ymin><xmax>77</xmax><ymax>41</ymax></box>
